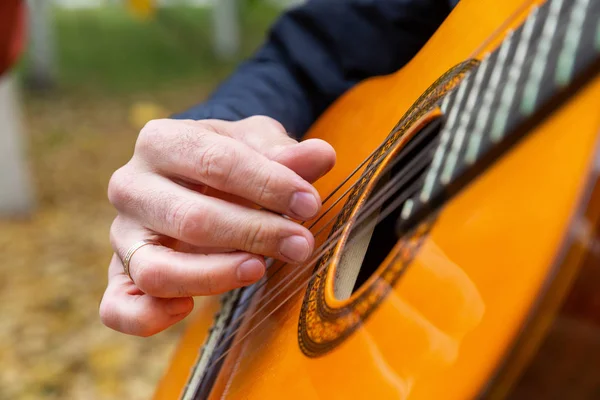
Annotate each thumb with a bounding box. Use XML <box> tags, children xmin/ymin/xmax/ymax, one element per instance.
<box><xmin>271</xmin><ymin>138</ymin><xmax>336</xmax><ymax>183</ymax></box>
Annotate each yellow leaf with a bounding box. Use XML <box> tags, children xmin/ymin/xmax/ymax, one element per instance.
<box><xmin>129</xmin><ymin>101</ymin><xmax>169</xmax><ymax>130</ymax></box>
<box><xmin>127</xmin><ymin>0</ymin><xmax>156</xmax><ymax>20</ymax></box>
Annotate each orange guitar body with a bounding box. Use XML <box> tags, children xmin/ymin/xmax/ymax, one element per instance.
<box><xmin>155</xmin><ymin>0</ymin><xmax>600</xmax><ymax>398</ymax></box>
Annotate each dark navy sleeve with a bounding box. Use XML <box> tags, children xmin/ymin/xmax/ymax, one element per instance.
<box><xmin>174</xmin><ymin>0</ymin><xmax>458</xmax><ymax>138</ymax></box>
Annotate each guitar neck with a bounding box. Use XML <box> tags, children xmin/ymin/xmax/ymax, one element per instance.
<box><xmin>400</xmin><ymin>0</ymin><xmax>600</xmax><ymax>229</ymax></box>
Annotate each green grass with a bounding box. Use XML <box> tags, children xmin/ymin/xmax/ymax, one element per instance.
<box><xmin>22</xmin><ymin>3</ymin><xmax>279</xmax><ymax>93</ymax></box>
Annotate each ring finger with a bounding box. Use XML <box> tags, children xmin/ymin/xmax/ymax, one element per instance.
<box><xmin>110</xmin><ymin>217</ymin><xmax>267</xmax><ymax>298</ymax></box>
<box><xmin>99</xmin><ymin>255</ymin><xmax>195</xmax><ymax>336</ymax></box>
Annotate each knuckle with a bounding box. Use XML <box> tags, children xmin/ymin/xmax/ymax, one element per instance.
<box><xmin>98</xmin><ymin>297</ymin><xmax>116</xmax><ymax>328</ymax></box>
<box><xmin>247</xmin><ymin>115</ymin><xmax>285</xmax><ymax>133</ymax></box>
<box><xmin>109</xmin><ymin>217</ymin><xmax>123</xmax><ymax>251</ymax></box>
<box><xmin>135</xmin><ymin>323</ymin><xmax>157</xmax><ymax>338</ymax></box>
<box><xmin>131</xmin><ymin>310</ymin><xmax>159</xmax><ymax>337</ymax></box>
<box><xmin>175</xmin><ymin>284</ymin><xmax>188</xmax><ymax>297</ymax></box>
<box><xmin>195</xmin><ymin>141</ymin><xmax>234</xmax><ymax>184</ymax></box>
<box><xmin>240</xmin><ymin>218</ymin><xmax>272</xmax><ymax>253</ymax></box>
<box><xmin>99</xmin><ymin>297</ymin><xmax>156</xmax><ymax>337</ymax></box>
<box><xmin>196</xmin><ymin>268</ymin><xmax>217</xmax><ymax>296</ymax></box>
<box><xmin>136</xmin><ymin>119</ymin><xmax>168</xmax><ymax>155</ymax></box>
<box><xmin>107</xmin><ymin>167</ymin><xmax>134</xmax><ymax>208</ymax></box>
<box><xmin>134</xmin><ymin>258</ymin><xmax>167</xmax><ymax>297</ymax></box>
<box><xmin>255</xmin><ymin>165</ymin><xmax>279</xmax><ymax>204</ymax></box>
<box><xmin>167</xmin><ymin>200</ymin><xmax>204</xmax><ymax>240</ymax></box>
<box><xmin>205</xmin><ymin>212</ymin><xmax>235</xmax><ymax>246</ymax></box>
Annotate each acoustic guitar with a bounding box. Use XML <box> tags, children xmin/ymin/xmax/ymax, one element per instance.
<box><xmin>154</xmin><ymin>0</ymin><xmax>600</xmax><ymax>398</ymax></box>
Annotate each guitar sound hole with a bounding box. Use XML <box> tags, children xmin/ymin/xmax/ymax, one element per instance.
<box><xmin>334</xmin><ymin>122</ymin><xmax>441</xmax><ymax>300</ymax></box>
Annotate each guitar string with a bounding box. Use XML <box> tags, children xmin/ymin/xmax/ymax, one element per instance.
<box><xmin>240</xmin><ymin>0</ymin><xmax>531</xmax><ymax>323</ymax></box>
<box><xmin>212</xmin><ymin>148</ymin><xmax>431</xmax><ymax>352</ymax></box>
<box><xmin>257</xmin><ymin>132</ymin><xmax>390</xmax><ymax>273</ymax></box>
<box><xmin>184</xmin><ymin>135</ymin><xmax>406</xmax><ymax>397</ymax></box>
<box><xmin>209</xmin><ymin>119</ymin><xmax>441</xmax><ymax>348</ymax></box>
<box><xmin>252</xmin><ymin>134</ymin><xmax>384</xmax><ymax>280</ymax></box>
<box><xmin>194</xmin><ymin>0</ymin><xmax>591</xmax><ymax>387</ymax></box>
<box><xmin>201</xmin><ymin>0</ymin><xmax>554</xmax><ymax>381</ymax></box>
<box><xmin>303</xmin><ymin>133</ymin><xmax>405</xmax><ymax>230</ymax></box>
<box><xmin>207</xmin><ymin>161</ymin><xmax>428</xmax><ymax>370</ymax></box>
<box><xmin>309</xmin><ymin>123</ymin><xmax>436</xmax><ymax>237</ymax></box>
<box><xmin>231</xmin><ymin>125</ymin><xmax>438</xmax><ymax>311</ymax></box>
<box><xmin>259</xmin><ymin>143</ymin><xmax>380</xmax><ymax>275</ymax></box>
<box><xmin>208</xmin><ymin>171</ymin><xmax>427</xmax><ymax>371</ymax></box>
<box><xmin>317</xmin><ymin>138</ymin><xmax>386</xmax><ymax>206</ymax></box>
<box><xmin>221</xmin><ymin>0</ymin><xmax>593</xmax><ymax>370</ymax></box>
<box><xmin>208</xmin><ymin>138</ymin><xmax>437</xmax><ymax>360</ymax></box>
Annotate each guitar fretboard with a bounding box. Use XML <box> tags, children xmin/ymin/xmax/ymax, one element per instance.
<box><xmin>400</xmin><ymin>0</ymin><xmax>600</xmax><ymax>226</ymax></box>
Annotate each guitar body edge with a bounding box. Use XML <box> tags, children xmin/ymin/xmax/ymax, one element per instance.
<box><xmin>153</xmin><ymin>0</ymin><xmax>600</xmax><ymax>398</ymax></box>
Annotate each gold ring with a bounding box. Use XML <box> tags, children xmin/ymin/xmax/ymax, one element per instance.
<box><xmin>122</xmin><ymin>240</ymin><xmax>160</xmax><ymax>282</ymax></box>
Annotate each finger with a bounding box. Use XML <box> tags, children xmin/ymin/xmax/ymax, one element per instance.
<box><xmin>99</xmin><ymin>255</ymin><xmax>194</xmax><ymax>337</ymax></box>
<box><xmin>174</xmin><ymin>139</ymin><xmax>336</xmax><ymax>209</ymax></box>
<box><xmin>272</xmin><ymin>139</ymin><xmax>336</xmax><ymax>183</ymax></box>
<box><xmin>130</xmin><ymin>249</ymin><xmax>265</xmax><ymax>298</ymax></box>
<box><xmin>204</xmin><ymin>116</ymin><xmax>336</xmax><ymax>183</ymax></box>
<box><xmin>110</xmin><ymin>219</ymin><xmax>266</xmax><ymax>297</ymax></box>
<box><xmin>109</xmin><ymin>175</ymin><xmax>315</xmax><ymax>263</ymax></box>
<box><xmin>136</xmin><ymin>119</ymin><xmax>321</xmax><ymax>220</ymax></box>
<box><xmin>204</xmin><ymin>115</ymin><xmax>297</xmax><ymax>152</ymax></box>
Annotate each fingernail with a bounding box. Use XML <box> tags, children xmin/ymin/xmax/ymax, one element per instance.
<box><xmin>289</xmin><ymin>192</ymin><xmax>319</xmax><ymax>219</ymax></box>
<box><xmin>166</xmin><ymin>298</ymin><xmax>193</xmax><ymax>316</ymax></box>
<box><xmin>237</xmin><ymin>258</ymin><xmax>265</xmax><ymax>283</ymax></box>
<box><xmin>279</xmin><ymin>235</ymin><xmax>311</xmax><ymax>263</ymax></box>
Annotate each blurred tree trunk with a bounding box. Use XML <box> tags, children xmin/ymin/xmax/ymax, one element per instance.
<box><xmin>26</xmin><ymin>0</ymin><xmax>56</xmax><ymax>89</ymax></box>
<box><xmin>0</xmin><ymin>73</ymin><xmax>34</xmax><ymax>216</ymax></box>
<box><xmin>213</xmin><ymin>0</ymin><xmax>239</xmax><ymax>60</ymax></box>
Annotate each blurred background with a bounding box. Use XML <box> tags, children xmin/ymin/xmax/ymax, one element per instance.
<box><xmin>0</xmin><ymin>1</ymin><xmax>296</xmax><ymax>398</ymax></box>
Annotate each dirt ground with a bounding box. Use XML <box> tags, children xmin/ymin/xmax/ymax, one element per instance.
<box><xmin>0</xmin><ymin>84</ymin><xmax>210</xmax><ymax>400</ymax></box>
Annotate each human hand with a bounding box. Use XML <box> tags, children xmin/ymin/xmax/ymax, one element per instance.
<box><xmin>99</xmin><ymin>116</ymin><xmax>335</xmax><ymax>336</ymax></box>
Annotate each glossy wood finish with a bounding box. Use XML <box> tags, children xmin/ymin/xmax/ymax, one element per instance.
<box><xmin>507</xmin><ymin>170</ymin><xmax>600</xmax><ymax>399</ymax></box>
<box><xmin>153</xmin><ymin>296</ymin><xmax>221</xmax><ymax>400</ymax></box>
<box><xmin>154</xmin><ymin>0</ymin><xmax>600</xmax><ymax>398</ymax></box>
